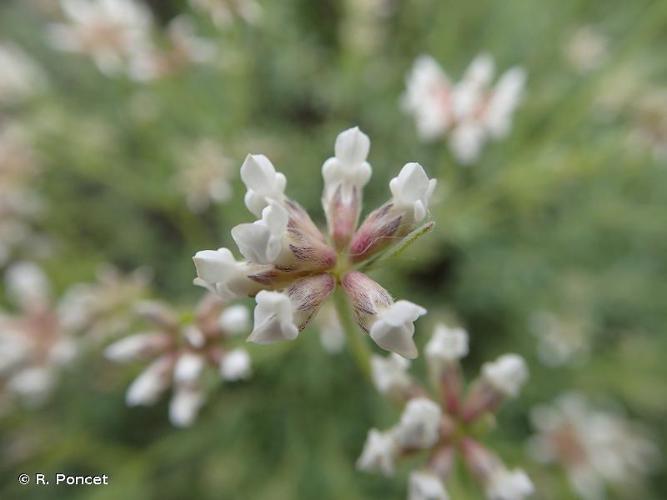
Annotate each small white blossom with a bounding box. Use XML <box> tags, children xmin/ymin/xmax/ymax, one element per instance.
<box><xmin>369</xmin><ymin>301</ymin><xmax>427</xmax><ymax>360</ymax></box>
<box><xmin>104</xmin><ymin>332</ymin><xmax>165</xmax><ymax>362</ymax></box>
<box><xmin>371</xmin><ymin>353</ymin><xmax>412</xmax><ymax>395</ymax></box>
<box><xmin>126</xmin><ymin>356</ymin><xmax>171</xmax><ymax>406</ymax></box>
<box><xmin>169</xmin><ymin>386</ymin><xmax>204</xmax><ymax>427</ymax></box>
<box><xmin>409</xmin><ymin>471</ymin><xmax>449</xmax><ymax>500</ymax></box>
<box><xmin>247</xmin><ymin>290</ymin><xmax>299</xmax><ymax>344</ymax></box>
<box><xmin>426</xmin><ymin>323</ymin><xmax>469</xmax><ymax>366</ymax></box>
<box><xmin>173</xmin><ymin>352</ymin><xmax>205</xmax><ymax>385</ymax></box>
<box><xmin>485</xmin><ymin>467</ymin><xmax>534</xmax><ymax>500</ymax></box>
<box><xmin>193</xmin><ymin>248</ymin><xmax>259</xmax><ymax>299</ymax></box>
<box><xmin>322</xmin><ymin>126</ymin><xmax>372</xmax><ymax>203</ymax></box>
<box><xmin>218</xmin><ymin>304</ymin><xmax>250</xmax><ymax>335</ymax></box>
<box><xmin>356</xmin><ymin>428</ymin><xmax>399</xmax><ymax>476</ymax></box>
<box><xmin>482</xmin><ymin>354</ymin><xmax>528</xmax><ymax>398</ymax></box>
<box><xmin>220</xmin><ymin>348</ymin><xmax>252</xmax><ymax>381</ymax></box>
<box><xmin>0</xmin><ymin>43</ymin><xmax>45</xmax><ymax>103</ymax></box>
<box><xmin>393</xmin><ymin>397</ymin><xmax>442</xmax><ymax>449</ymax></box>
<box><xmin>231</xmin><ymin>201</ymin><xmax>289</xmax><ymax>264</ymax></box>
<box><xmin>240</xmin><ymin>154</ymin><xmax>287</xmax><ymax>216</ymax></box>
<box><xmin>389</xmin><ymin>163</ymin><xmax>437</xmax><ymax>223</ymax></box>
<box><xmin>5</xmin><ymin>261</ymin><xmax>51</xmax><ymax>310</ymax></box>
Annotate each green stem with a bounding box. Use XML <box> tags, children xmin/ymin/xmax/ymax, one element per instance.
<box><xmin>332</xmin><ymin>286</ymin><xmax>371</xmax><ymax>378</ymax></box>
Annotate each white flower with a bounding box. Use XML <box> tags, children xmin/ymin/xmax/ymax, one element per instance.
<box><xmin>231</xmin><ymin>201</ymin><xmax>289</xmax><ymax>264</ymax></box>
<box><xmin>6</xmin><ymin>367</ymin><xmax>54</xmax><ymax>404</ymax></box>
<box><xmin>126</xmin><ymin>357</ymin><xmax>171</xmax><ymax>406</ymax></box>
<box><xmin>240</xmin><ymin>154</ymin><xmax>286</xmax><ymax>216</ymax></box>
<box><xmin>369</xmin><ymin>301</ymin><xmax>427</xmax><ymax>359</ymax></box>
<box><xmin>393</xmin><ymin>397</ymin><xmax>442</xmax><ymax>449</ymax></box>
<box><xmin>169</xmin><ymin>386</ymin><xmax>204</xmax><ymax>427</ymax></box>
<box><xmin>356</xmin><ymin>428</ymin><xmax>399</xmax><ymax>476</ymax></box>
<box><xmin>192</xmin><ymin>247</ymin><xmax>257</xmax><ymax>299</ymax></box>
<box><xmin>104</xmin><ymin>332</ymin><xmax>164</xmax><ymax>362</ymax></box>
<box><xmin>485</xmin><ymin>467</ymin><xmax>534</xmax><ymax>500</ymax></box>
<box><xmin>449</xmin><ymin>123</ymin><xmax>485</xmax><ymax>165</ymax></box>
<box><xmin>49</xmin><ymin>0</ymin><xmax>154</xmax><ymax>76</ymax></box>
<box><xmin>322</xmin><ymin>126</ymin><xmax>372</xmax><ymax>203</ymax></box>
<box><xmin>453</xmin><ymin>54</ymin><xmax>495</xmax><ymax>120</ymax></box>
<box><xmin>220</xmin><ymin>348</ymin><xmax>252</xmax><ymax>381</ymax></box>
<box><xmin>173</xmin><ymin>352</ymin><xmax>205</xmax><ymax>385</ymax></box>
<box><xmin>247</xmin><ymin>291</ymin><xmax>299</xmax><ymax>344</ymax></box>
<box><xmin>389</xmin><ymin>163</ymin><xmax>437</xmax><ymax>223</ymax></box>
<box><xmin>485</xmin><ymin>68</ymin><xmax>526</xmax><ymax>138</ymax></box>
<box><xmin>0</xmin><ymin>43</ymin><xmax>45</xmax><ymax>103</ymax></box>
<box><xmin>5</xmin><ymin>262</ymin><xmax>50</xmax><ymax>310</ymax></box>
<box><xmin>482</xmin><ymin>354</ymin><xmax>528</xmax><ymax>397</ymax></box>
<box><xmin>426</xmin><ymin>323</ymin><xmax>469</xmax><ymax>366</ymax></box>
<box><xmin>409</xmin><ymin>471</ymin><xmax>449</xmax><ymax>500</ymax></box>
<box><xmin>218</xmin><ymin>304</ymin><xmax>250</xmax><ymax>335</ymax></box>
<box><xmin>371</xmin><ymin>353</ymin><xmax>411</xmax><ymax>395</ymax></box>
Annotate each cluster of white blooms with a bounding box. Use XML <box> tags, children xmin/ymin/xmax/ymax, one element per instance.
<box><xmin>359</xmin><ymin>324</ymin><xmax>532</xmax><ymax>499</ymax></box>
<box><xmin>194</xmin><ymin>127</ymin><xmax>435</xmax><ymax>359</ymax></box>
<box><xmin>189</xmin><ymin>0</ymin><xmax>262</xmax><ymax>27</ymax></box>
<box><xmin>176</xmin><ymin>139</ymin><xmax>234</xmax><ymax>213</ymax></box>
<box><xmin>529</xmin><ymin>393</ymin><xmax>659</xmax><ymax>500</ymax></box>
<box><xmin>402</xmin><ymin>54</ymin><xmax>526</xmax><ymax>164</ymax></box>
<box><xmin>48</xmin><ymin>0</ymin><xmax>215</xmax><ymax>80</ymax></box>
<box><xmin>0</xmin><ymin>42</ymin><xmax>46</xmax><ymax>104</ymax></box>
<box><xmin>0</xmin><ymin>263</ymin><xmax>78</xmax><ymax>406</ymax></box>
<box><xmin>57</xmin><ymin>266</ymin><xmax>151</xmax><ymax>341</ymax></box>
<box><xmin>0</xmin><ymin>126</ymin><xmax>45</xmax><ymax>266</ymax></box>
<box><xmin>105</xmin><ymin>295</ymin><xmax>251</xmax><ymax>427</ymax></box>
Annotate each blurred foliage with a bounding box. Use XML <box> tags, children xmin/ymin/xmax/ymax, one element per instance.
<box><xmin>1</xmin><ymin>0</ymin><xmax>666</xmax><ymax>499</ymax></box>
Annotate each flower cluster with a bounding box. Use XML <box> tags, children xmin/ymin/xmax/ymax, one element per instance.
<box><xmin>529</xmin><ymin>392</ymin><xmax>659</xmax><ymax>500</ymax></box>
<box><xmin>194</xmin><ymin>127</ymin><xmax>435</xmax><ymax>359</ymax></box>
<box><xmin>0</xmin><ymin>263</ymin><xmax>78</xmax><ymax>407</ymax></box>
<box><xmin>0</xmin><ymin>42</ymin><xmax>45</xmax><ymax>105</ymax></box>
<box><xmin>358</xmin><ymin>324</ymin><xmax>533</xmax><ymax>500</ymax></box>
<box><xmin>48</xmin><ymin>0</ymin><xmax>215</xmax><ymax>80</ymax></box>
<box><xmin>402</xmin><ymin>54</ymin><xmax>526</xmax><ymax>164</ymax></box>
<box><xmin>105</xmin><ymin>295</ymin><xmax>251</xmax><ymax>427</ymax></box>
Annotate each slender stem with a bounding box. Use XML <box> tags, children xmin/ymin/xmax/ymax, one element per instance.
<box><xmin>332</xmin><ymin>286</ymin><xmax>371</xmax><ymax>378</ymax></box>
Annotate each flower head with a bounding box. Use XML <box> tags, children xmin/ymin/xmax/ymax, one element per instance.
<box><xmin>194</xmin><ymin>127</ymin><xmax>432</xmax><ymax>358</ymax></box>
<box><xmin>105</xmin><ymin>294</ymin><xmax>252</xmax><ymax>427</ymax></box>
<box><xmin>357</xmin><ymin>325</ymin><xmax>532</xmax><ymax>499</ymax></box>
<box><xmin>403</xmin><ymin>54</ymin><xmax>526</xmax><ymax>164</ymax></box>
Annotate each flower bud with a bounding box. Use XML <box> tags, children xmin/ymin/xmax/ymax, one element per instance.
<box><xmin>371</xmin><ymin>353</ymin><xmax>412</xmax><ymax>397</ymax></box>
<box><xmin>426</xmin><ymin>323</ymin><xmax>469</xmax><ymax>366</ymax></box>
<box><xmin>173</xmin><ymin>352</ymin><xmax>205</xmax><ymax>385</ymax></box>
<box><xmin>247</xmin><ymin>290</ymin><xmax>298</xmax><ymax>344</ymax></box>
<box><xmin>342</xmin><ymin>271</ymin><xmax>426</xmax><ymax>359</ymax></box>
<box><xmin>126</xmin><ymin>356</ymin><xmax>172</xmax><ymax>406</ymax></box>
<box><xmin>169</xmin><ymin>385</ymin><xmax>204</xmax><ymax>427</ymax></box>
<box><xmin>481</xmin><ymin>354</ymin><xmax>528</xmax><ymax>398</ymax></box>
<box><xmin>220</xmin><ymin>348</ymin><xmax>252</xmax><ymax>381</ymax></box>
<box><xmin>193</xmin><ymin>248</ymin><xmax>264</xmax><ymax>299</ymax></box>
<box><xmin>104</xmin><ymin>332</ymin><xmax>170</xmax><ymax>362</ymax></box>
<box><xmin>218</xmin><ymin>305</ymin><xmax>250</xmax><ymax>335</ymax></box>
<box><xmin>232</xmin><ymin>201</ymin><xmax>289</xmax><ymax>264</ymax></box>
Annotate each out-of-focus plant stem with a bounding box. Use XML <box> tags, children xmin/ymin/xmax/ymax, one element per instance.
<box><xmin>333</xmin><ymin>286</ymin><xmax>371</xmax><ymax>378</ymax></box>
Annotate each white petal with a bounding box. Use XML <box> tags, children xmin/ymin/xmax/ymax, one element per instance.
<box><xmin>482</xmin><ymin>354</ymin><xmax>529</xmax><ymax>397</ymax></box>
<box><xmin>389</xmin><ymin>163</ymin><xmax>436</xmax><ymax>222</ymax></box>
<box><xmin>104</xmin><ymin>333</ymin><xmax>164</xmax><ymax>362</ymax></box>
<box><xmin>356</xmin><ymin>428</ymin><xmax>398</xmax><ymax>476</ymax></box>
<box><xmin>240</xmin><ymin>154</ymin><xmax>286</xmax><ymax>216</ymax></box>
<box><xmin>369</xmin><ymin>301</ymin><xmax>427</xmax><ymax>359</ymax></box>
<box><xmin>426</xmin><ymin>323</ymin><xmax>469</xmax><ymax>367</ymax></box>
<box><xmin>126</xmin><ymin>357</ymin><xmax>171</xmax><ymax>406</ymax></box>
<box><xmin>173</xmin><ymin>352</ymin><xmax>205</xmax><ymax>385</ymax></box>
<box><xmin>231</xmin><ymin>202</ymin><xmax>288</xmax><ymax>264</ymax></box>
<box><xmin>335</xmin><ymin>126</ymin><xmax>370</xmax><ymax>165</ymax></box>
<box><xmin>486</xmin><ymin>468</ymin><xmax>534</xmax><ymax>500</ymax></box>
<box><xmin>409</xmin><ymin>471</ymin><xmax>449</xmax><ymax>500</ymax></box>
<box><xmin>449</xmin><ymin>124</ymin><xmax>486</xmax><ymax>164</ymax></box>
<box><xmin>393</xmin><ymin>397</ymin><xmax>442</xmax><ymax>449</ymax></box>
<box><xmin>169</xmin><ymin>386</ymin><xmax>204</xmax><ymax>427</ymax></box>
<box><xmin>247</xmin><ymin>291</ymin><xmax>299</xmax><ymax>344</ymax></box>
<box><xmin>192</xmin><ymin>248</ymin><xmax>248</xmax><ymax>299</ymax></box>
<box><xmin>218</xmin><ymin>305</ymin><xmax>250</xmax><ymax>335</ymax></box>
<box><xmin>220</xmin><ymin>348</ymin><xmax>252</xmax><ymax>381</ymax></box>
<box><xmin>371</xmin><ymin>353</ymin><xmax>411</xmax><ymax>395</ymax></box>
<box><xmin>5</xmin><ymin>261</ymin><xmax>50</xmax><ymax>309</ymax></box>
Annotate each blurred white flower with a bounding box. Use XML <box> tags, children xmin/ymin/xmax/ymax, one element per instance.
<box><xmin>190</xmin><ymin>0</ymin><xmax>262</xmax><ymax>27</ymax></box>
<box><xmin>481</xmin><ymin>354</ymin><xmax>529</xmax><ymax>398</ymax></box>
<box><xmin>194</xmin><ymin>127</ymin><xmax>431</xmax><ymax>358</ymax></box>
<box><xmin>360</xmin><ymin>328</ymin><xmax>531</xmax><ymax>499</ymax></box>
<box><xmin>176</xmin><ymin>139</ymin><xmax>233</xmax><ymax>213</ymax></box>
<box><xmin>356</xmin><ymin>428</ymin><xmax>399</xmax><ymax>476</ymax></box>
<box><xmin>409</xmin><ymin>470</ymin><xmax>449</xmax><ymax>500</ymax></box>
<box><xmin>529</xmin><ymin>393</ymin><xmax>659</xmax><ymax>499</ymax></box>
<box><xmin>530</xmin><ymin>310</ymin><xmax>591</xmax><ymax>366</ymax></box>
<box><xmin>0</xmin><ymin>42</ymin><xmax>46</xmax><ymax>104</ymax></box>
<box><xmin>49</xmin><ymin>0</ymin><xmax>154</xmax><ymax>76</ymax></box>
<box><xmin>107</xmin><ymin>294</ymin><xmax>252</xmax><ymax>427</ymax></box>
<box><xmin>316</xmin><ymin>304</ymin><xmax>346</xmax><ymax>354</ymax></box>
<box><xmin>564</xmin><ymin>26</ymin><xmax>609</xmax><ymax>73</ymax></box>
<box><xmin>403</xmin><ymin>54</ymin><xmax>526</xmax><ymax>164</ymax></box>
